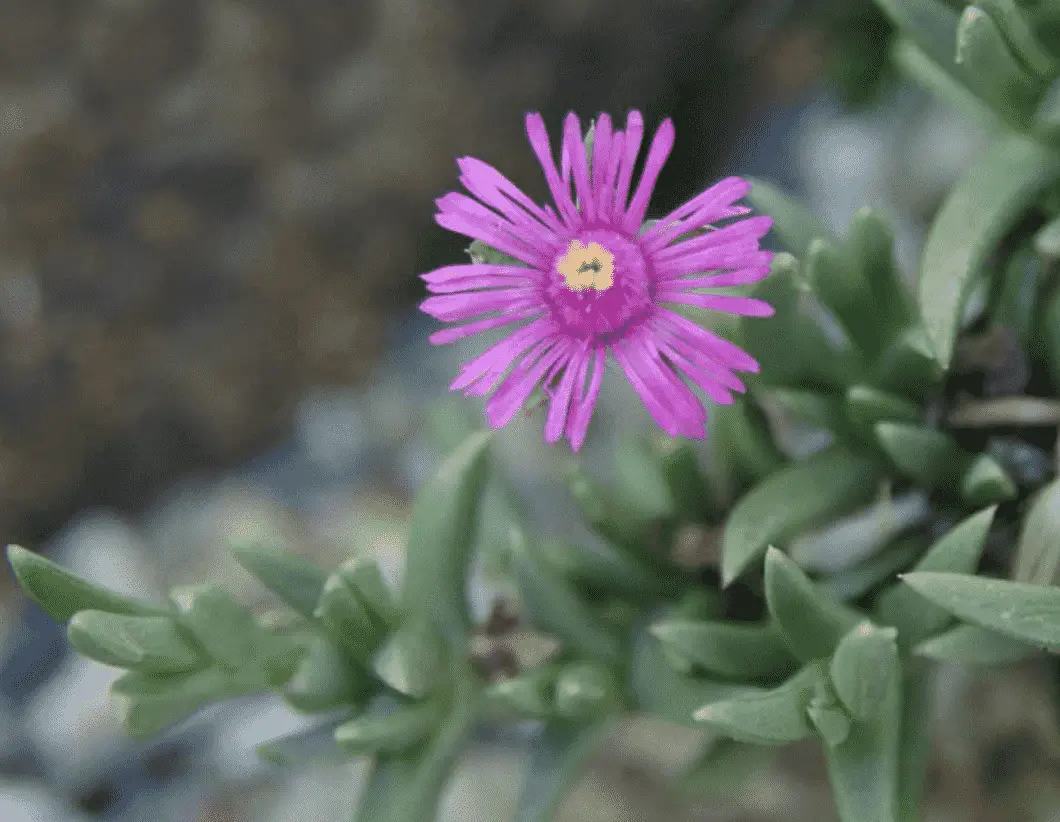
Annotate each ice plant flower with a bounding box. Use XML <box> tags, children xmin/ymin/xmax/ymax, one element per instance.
<box><xmin>419</xmin><ymin>111</ymin><xmax>774</xmax><ymax>451</ymax></box>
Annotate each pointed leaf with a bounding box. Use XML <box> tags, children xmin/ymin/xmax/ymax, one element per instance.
<box><xmin>758</xmin><ymin>387</ymin><xmax>850</xmax><ymax>435</ymax></box>
<box><xmin>918</xmin><ymin>132</ymin><xmax>1060</xmax><ymax>368</ymax></box>
<box><xmin>745</xmin><ymin>178</ymin><xmax>832</xmax><ymax>259</ymax></box>
<box><xmin>514</xmin><ymin>720</ymin><xmax>612</xmax><ymax>822</ymax></box>
<box><xmin>872</xmin><ymin>0</ymin><xmax>962</xmax><ymax>71</ymax></box>
<box><xmin>722</xmin><ymin>446</ymin><xmax>884</xmax><ymax>585</ymax></box>
<box><xmin>915</xmin><ymin>623</ymin><xmax>1041</xmax><ymax>663</ymax></box>
<box><xmin>1012</xmin><ymin>479</ymin><xmax>1060</xmax><ymax>584</ymax></box>
<box><xmin>955</xmin><ymin>6</ymin><xmax>1043</xmax><ymax>124</ymax></box>
<box><xmin>6</xmin><ymin>544</ymin><xmax>163</xmax><ymax>623</ymax></box>
<box><xmin>960</xmin><ymin>454</ymin><xmax>1018</xmax><ymax>506</ymax></box>
<box><xmin>875</xmin><ymin>506</ymin><xmax>996</xmax><ymax>646</ymax></box>
<box><xmin>678</xmin><ymin>739</ymin><xmax>775</xmax><ymax>799</ymax></box>
<box><xmin>257</xmin><ymin>719</ymin><xmax>349</xmax><ymax>766</ymax></box>
<box><xmin>284</xmin><ymin>635</ymin><xmax>372</xmax><ymax>713</ymax></box>
<box><xmin>314</xmin><ymin>571</ymin><xmax>386</xmax><ymax>665</ymax></box>
<box><xmin>230</xmin><ymin>543</ymin><xmax>329</xmax><ymax>621</ymax></box>
<box><xmin>845</xmin><ymin>385</ymin><xmax>920</xmax><ymax>429</ymax></box>
<box><xmin>372</xmin><ymin>617</ymin><xmax>447</xmax><ymax>699</ymax></box>
<box><xmin>649</xmin><ymin>618</ymin><xmax>798</xmax><ymax>680</ymax></box>
<box><xmin>467</xmin><ymin>240</ymin><xmax>523</xmax><ymax>267</ymax></box>
<box><xmin>537</xmin><ymin>539</ymin><xmax>667</xmax><ymax>601</ymax></box>
<box><xmin>891</xmin><ymin>38</ymin><xmax>1000</xmax><ymax>128</ymax></box>
<box><xmin>337</xmin><ymin>557</ymin><xmax>400</xmax><ymax>631</ymax></box>
<box><xmin>874</xmin><ymin>324</ymin><xmax>944</xmax><ymax>396</ymax></box>
<box><xmin>335</xmin><ymin>698</ymin><xmax>445</xmax><ymax>756</ymax></box>
<box><xmin>613</xmin><ymin>433</ymin><xmax>674</xmax><ymax>520</ymax></box>
<box><xmin>484</xmin><ymin>666</ymin><xmax>557</xmax><ymax>719</ymax></box>
<box><xmin>169</xmin><ymin>585</ymin><xmax>266</xmax><ymax>671</ymax></box>
<box><xmin>652</xmin><ymin>437</ymin><xmax>721</xmax><ymax>522</ymax></box>
<box><xmin>710</xmin><ymin>398</ymin><xmax>786</xmax><ymax>489</ymax></box>
<box><xmin>764</xmin><ymin>547</ymin><xmax>862</xmax><ymax>662</ymax></box>
<box><xmin>403</xmin><ymin>430</ymin><xmax>491</xmax><ymax>643</ymax></box>
<box><xmin>68</xmin><ymin>611</ymin><xmax>205</xmax><ymax>674</ymax></box>
<box><xmin>900</xmin><ymin>572</ymin><xmax>1060</xmax><ymax>649</ymax></box>
<box><xmin>829</xmin><ymin>622</ymin><xmax>899</xmax><ymax>721</ymax></box>
<box><xmin>821</xmin><ymin>535</ymin><xmax>927</xmax><ymax>601</ymax></box>
<box><xmin>844</xmin><ymin>207</ymin><xmax>916</xmax><ymax>343</ymax></box>
<box><xmin>804</xmin><ymin>238</ymin><xmax>881</xmax><ymax>356</ymax></box>
<box><xmin>808</xmin><ymin>689</ymin><xmax>852</xmax><ymax>748</ymax></box>
<box><xmin>110</xmin><ymin>666</ymin><xmax>248</xmax><ymax>739</ymax></box>
<box><xmin>978</xmin><ymin>0</ymin><xmax>1055</xmax><ymax>79</ymax></box>
<box><xmin>823</xmin><ymin>654</ymin><xmax>902</xmax><ymax>822</ymax></box>
<box><xmin>693</xmin><ymin>663</ymin><xmax>824</xmax><ymax>745</ymax></box>
<box><xmin>896</xmin><ymin>662</ymin><xmax>934</xmax><ymax>821</ymax></box>
<box><xmin>874</xmin><ymin>422</ymin><xmax>967</xmax><ymax>487</ymax></box>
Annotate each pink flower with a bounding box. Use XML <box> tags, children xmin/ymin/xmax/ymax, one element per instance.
<box><xmin>420</xmin><ymin>111</ymin><xmax>774</xmax><ymax>451</ymax></box>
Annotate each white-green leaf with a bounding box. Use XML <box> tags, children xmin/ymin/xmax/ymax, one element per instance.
<box><xmin>649</xmin><ymin>618</ymin><xmax>798</xmax><ymax>680</ymax></box>
<box><xmin>335</xmin><ymin>698</ymin><xmax>445</xmax><ymax>756</ymax></box>
<box><xmin>372</xmin><ymin>618</ymin><xmax>447</xmax><ymax>699</ymax></box>
<box><xmin>1012</xmin><ymin>479</ymin><xmax>1060</xmax><ymax>584</ymax></box>
<box><xmin>914</xmin><ymin>623</ymin><xmax>1041</xmax><ymax>664</ymax></box>
<box><xmin>68</xmin><ymin>611</ymin><xmax>205</xmax><ymax>674</ymax></box>
<box><xmin>230</xmin><ymin>543</ymin><xmax>330</xmax><ymax>621</ymax></box>
<box><xmin>829</xmin><ymin>622</ymin><xmax>899</xmax><ymax>721</ymax></box>
<box><xmin>284</xmin><ymin>635</ymin><xmax>372</xmax><ymax>713</ymax></box>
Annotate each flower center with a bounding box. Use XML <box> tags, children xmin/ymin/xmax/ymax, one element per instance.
<box><xmin>544</xmin><ymin>229</ymin><xmax>653</xmax><ymax>341</ymax></box>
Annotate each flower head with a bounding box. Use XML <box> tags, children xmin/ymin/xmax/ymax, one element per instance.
<box><xmin>420</xmin><ymin>111</ymin><xmax>774</xmax><ymax>451</ymax></box>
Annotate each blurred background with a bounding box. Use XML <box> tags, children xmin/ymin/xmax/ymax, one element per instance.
<box><xmin>0</xmin><ymin>0</ymin><xmax>1052</xmax><ymax>820</ymax></box>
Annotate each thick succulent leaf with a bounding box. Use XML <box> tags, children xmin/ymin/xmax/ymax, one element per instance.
<box><xmin>1012</xmin><ymin>479</ymin><xmax>1060</xmax><ymax>584</ymax></box>
<box><xmin>335</xmin><ymin>698</ymin><xmax>445</xmax><ymax>756</ymax></box>
<box><xmin>284</xmin><ymin>635</ymin><xmax>373</xmax><ymax>713</ymax></box>
<box><xmin>917</xmin><ymin>132</ymin><xmax>1060</xmax><ymax>369</ymax></box>
<box><xmin>257</xmin><ymin>719</ymin><xmax>350</xmax><ymax>766</ymax></box>
<box><xmin>721</xmin><ymin>446</ymin><xmax>885</xmax><ymax>585</ymax></box>
<box><xmin>829</xmin><ymin>622</ymin><xmax>899</xmax><ymax>721</ymax></box>
<box><xmin>874</xmin><ymin>422</ymin><xmax>967</xmax><ymax>487</ymax></box>
<box><xmin>68</xmin><ymin>611</ymin><xmax>205</xmax><ymax>674</ymax></box>
<box><xmin>764</xmin><ymin>547</ymin><xmax>862</xmax><ymax>662</ymax></box>
<box><xmin>872</xmin><ymin>0</ymin><xmax>962</xmax><ymax>71</ymax></box>
<box><xmin>649</xmin><ymin>618</ymin><xmax>798</xmax><ymax>680</ymax></box>
<box><xmin>230</xmin><ymin>543</ymin><xmax>330</xmax><ymax>621</ymax></box>
<box><xmin>553</xmin><ymin>662</ymin><xmax>622</xmax><ymax>718</ymax></box>
<box><xmin>403</xmin><ymin>431</ymin><xmax>491</xmax><ymax>643</ymax></box>
<box><xmin>745</xmin><ymin>178</ymin><xmax>833</xmax><ymax>259</ymax></box>
<box><xmin>899</xmin><ymin>572</ymin><xmax>1060</xmax><ymax>649</ymax></box>
<box><xmin>6</xmin><ymin>544</ymin><xmax>164</xmax><ymax>623</ymax></box>
<box><xmin>914</xmin><ymin>623</ymin><xmax>1042</xmax><ymax>664</ymax></box>
<box><xmin>372</xmin><ymin>618</ymin><xmax>446</xmax><ymax>699</ymax></box>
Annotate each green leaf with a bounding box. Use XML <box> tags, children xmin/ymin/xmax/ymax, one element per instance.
<box><xmin>284</xmin><ymin>635</ymin><xmax>372</xmax><ymax>712</ymax></box>
<box><xmin>337</xmin><ymin>557</ymin><xmax>400</xmax><ymax>631</ymax></box>
<box><xmin>1041</xmin><ymin>286</ymin><xmax>1060</xmax><ymax>391</ymax></box>
<box><xmin>403</xmin><ymin>431</ymin><xmax>491</xmax><ymax>643</ymax></box>
<box><xmin>6</xmin><ymin>545</ymin><xmax>164</xmax><ymax>623</ymax></box>
<box><xmin>629</xmin><ymin>631</ymin><xmax>762</xmax><ymax>727</ymax></box>
<box><xmin>808</xmin><ymin>695</ymin><xmax>852</xmax><ymax>748</ymax></box>
<box><xmin>1034</xmin><ymin>78</ymin><xmax>1060</xmax><ymax>142</ymax></box>
<box><xmin>896</xmin><ymin>662</ymin><xmax>934</xmax><ymax>821</ymax></box>
<box><xmin>721</xmin><ymin>446</ymin><xmax>885</xmax><ymax>585</ymax></box>
<box><xmin>960</xmin><ymin>454</ymin><xmax>1018</xmax><ymax>506</ymax></box>
<box><xmin>709</xmin><ymin>398</ymin><xmax>786</xmax><ymax>489</ymax></box>
<box><xmin>764</xmin><ymin>547</ymin><xmax>862</xmax><ymax>662</ymax></box>
<box><xmin>875</xmin><ymin>506</ymin><xmax>996</xmax><ymax>646</ymax></box>
<box><xmin>978</xmin><ymin>0</ymin><xmax>1055</xmax><ymax>79</ymax></box>
<box><xmin>552</xmin><ymin>662</ymin><xmax>622</xmax><ymax>718</ymax></box>
<box><xmin>230</xmin><ymin>543</ymin><xmax>329</xmax><ymax>621</ymax></box>
<box><xmin>915</xmin><ymin>623</ymin><xmax>1041</xmax><ymax>663</ymax></box>
<box><xmin>678</xmin><ymin>738</ymin><xmax>775</xmax><ymax>799</ymax></box>
<box><xmin>874</xmin><ymin>422</ymin><xmax>967</xmax><ymax>487</ymax></box>
<box><xmin>514</xmin><ymin>721</ymin><xmax>611</xmax><ymax>822</ymax></box>
<box><xmin>313</xmin><ymin>571</ymin><xmax>386</xmax><ymax>665</ymax></box>
<box><xmin>652</xmin><ymin>436</ymin><xmax>721</xmax><ymax>522</ymax></box>
<box><xmin>741</xmin><ymin>254</ymin><xmax>867</xmax><ymax>389</ymax></box>
<box><xmin>745</xmin><ymin>178</ymin><xmax>833</xmax><ymax>259</ymax></box>
<box><xmin>613</xmin><ymin>433</ymin><xmax>674</xmax><ymax>520</ymax></box>
<box><xmin>844</xmin><ymin>207</ymin><xmax>917</xmax><ymax>345</ymax></box>
<box><xmin>693</xmin><ymin>663</ymin><xmax>824</xmax><ymax>745</ymax></box>
<box><xmin>1013</xmin><ymin>479</ymin><xmax>1060</xmax><ymax>584</ymax></box>
<box><xmin>508</xmin><ymin>527</ymin><xmax>622</xmax><ymax>665</ymax></box>
<box><xmin>872</xmin><ymin>0</ymin><xmax>962</xmax><ymax>72</ymax></box>
<box><xmin>804</xmin><ymin>238</ymin><xmax>880</xmax><ymax>356</ymax></box>
<box><xmin>829</xmin><ymin>622</ymin><xmax>899</xmax><ymax>721</ymax></box>
<box><xmin>873</xmin><ymin>324</ymin><xmax>944</xmax><ymax>397</ymax></box>
<box><xmin>890</xmin><ymin>38</ymin><xmax>1001</xmax><ymax>128</ymax></box>
<box><xmin>845</xmin><ymin>385</ymin><xmax>920</xmax><ymax>430</ymax></box>
<box><xmin>757</xmin><ymin>387</ymin><xmax>850</xmax><ymax>436</ymax></box>
<box><xmin>335</xmin><ymin>698</ymin><xmax>445</xmax><ymax>756</ymax></box>
<box><xmin>648</xmin><ymin>618</ymin><xmax>798</xmax><ymax>680</ymax></box>
<box><xmin>372</xmin><ymin>617</ymin><xmax>446</xmax><ymax>699</ymax></box>
<box><xmin>68</xmin><ymin>611</ymin><xmax>205</xmax><ymax>674</ymax></box>
<box><xmin>110</xmin><ymin>666</ymin><xmax>252</xmax><ymax>739</ymax></box>
<box><xmin>169</xmin><ymin>585</ymin><xmax>267</xmax><ymax>671</ymax></box>
<box><xmin>1034</xmin><ymin>213</ymin><xmax>1060</xmax><ymax>257</ymax></box>
<box><xmin>918</xmin><ymin>133</ymin><xmax>1060</xmax><ymax>368</ymax></box>
<box><xmin>900</xmin><ymin>572</ymin><xmax>1060</xmax><ymax>649</ymax></box>
<box><xmin>956</xmin><ymin>6</ymin><xmax>1043</xmax><ymax>123</ymax></box>
<box><xmin>992</xmin><ymin>242</ymin><xmax>1042</xmax><ymax>346</ymax></box>
<box><xmin>354</xmin><ymin>676</ymin><xmax>479</xmax><ymax>822</ymax></box>
<box><xmin>823</xmin><ymin>654</ymin><xmax>902</xmax><ymax>822</ymax></box>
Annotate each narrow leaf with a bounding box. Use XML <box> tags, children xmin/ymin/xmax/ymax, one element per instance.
<box><xmin>68</xmin><ymin>611</ymin><xmax>205</xmax><ymax>674</ymax></box>
<box><xmin>978</xmin><ymin>0</ymin><xmax>1055</xmax><ymax>78</ymax></box>
<box><xmin>314</xmin><ymin>572</ymin><xmax>387</xmax><ymax>665</ymax></box>
<box><xmin>403</xmin><ymin>431</ymin><xmax>491</xmax><ymax>643</ymax></box>
<box><xmin>284</xmin><ymin>635</ymin><xmax>372</xmax><ymax>713</ymax></box>
<box><xmin>537</xmin><ymin>539</ymin><xmax>667</xmax><ymax>601</ymax></box>
<box><xmin>693</xmin><ymin>663</ymin><xmax>823</xmax><ymax>745</ymax></box>
<box><xmin>257</xmin><ymin>719</ymin><xmax>349</xmax><ymax>766</ymax></box>
<box><xmin>960</xmin><ymin>454</ymin><xmax>1018</xmax><ymax>506</ymax></box>
<box><xmin>956</xmin><ymin>6</ymin><xmax>1043</xmax><ymax>123</ymax></box>
<box><xmin>845</xmin><ymin>385</ymin><xmax>920</xmax><ymax>429</ymax></box>
<box><xmin>230</xmin><ymin>543</ymin><xmax>329</xmax><ymax>621</ymax></box>
<box><xmin>804</xmin><ymin>238</ymin><xmax>880</xmax><ymax>356</ymax></box>
<box><xmin>745</xmin><ymin>178</ymin><xmax>832</xmax><ymax>259</ymax></box>
<box><xmin>896</xmin><ymin>662</ymin><xmax>934</xmax><ymax>822</ymax></box>
<box><xmin>891</xmin><ymin>39</ymin><xmax>1000</xmax><ymax>128</ymax></box>
<box><xmin>552</xmin><ymin>662</ymin><xmax>622</xmax><ymax>718</ymax></box>
<box><xmin>874</xmin><ymin>422</ymin><xmax>967</xmax><ymax>487</ymax></box>
<box><xmin>649</xmin><ymin>619</ymin><xmax>798</xmax><ymax>680</ymax></box>
<box><xmin>900</xmin><ymin>572</ymin><xmax>1060</xmax><ymax>649</ymax></box>
<box><xmin>613</xmin><ymin>433</ymin><xmax>674</xmax><ymax>520</ymax></box>
<box><xmin>872</xmin><ymin>0</ymin><xmax>962</xmax><ymax>71</ymax></box>
<box><xmin>6</xmin><ymin>544</ymin><xmax>164</xmax><ymax>623</ymax></box>
<box><xmin>372</xmin><ymin>618</ymin><xmax>446</xmax><ymax>699</ymax></box>
<box><xmin>110</xmin><ymin>666</ymin><xmax>247</xmax><ymax>739</ymax></box>
<box><xmin>764</xmin><ymin>547</ymin><xmax>862</xmax><ymax>662</ymax></box>
<box><xmin>1012</xmin><ymin>479</ymin><xmax>1060</xmax><ymax>584</ymax></box>
<box><xmin>652</xmin><ymin>437</ymin><xmax>721</xmax><ymax>522</ymax></box>
<box><xmin>169</xmin><ymin>586</ymin><xmax>266</xmax><ymax>671</ymax></box>
<box><xmin>915</xmin><ymin>623</ymin><xmax>1041</xmax><ymax>663</ymax></box>
<box><xmin>335</xmin><ymin>699</ymin><xmax>445</xmax><ymax>756</ymax></box>
<box><xmin>844</xmin><ymin>207</ymin><xmax>916</xmax><ymax>343</ymax></box>
<box><xmin>722</xmin><ymin>446</ymin><xmax>884</xmax><ymax>585</ymax></box>
<box><xmin>829</xmin><ymin>622</ymin><xmax>899</xmax><ymax>721</ymax></box>
<box><xmin>917</xmin><ymin>132</ymin><xmax>1060</xmax><ymax>368</ymax></box>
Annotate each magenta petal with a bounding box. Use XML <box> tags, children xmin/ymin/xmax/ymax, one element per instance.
<box><xmin>456</xmin><ymin>156</ymin><xmax>564</xmax><ymax>234</ymax></box>
<box><xmin>421</xmin><ymin>263</ymin><xmax>533</xmax><ymax>285</ymax></box>
<box><xmin>567</xmin><ymin>346</ymin><xmax>604</xmax><ymax>451</ymax></box>
<box><xmin>622</xmin><ymin>118</ymin><xmax>675</xmax><ymax>233</ymax></box>
<box><xmin>641</xmin><ymin>176</ymin><xmax>751</xmax><ymax>252</ymax></box>
<box><xmin>486</xmin><ymin>340</ymin><xmax>569</xmax><ymax>429</ymax></box>
<box><xmin>525</xmin><ymin>113</ymin><xmax>581</xmax><ymax>228</ymax></box>
<box><xmin>424</xmin><ymin>273</ymin><xmax>537</xmax><ymax>294</ymax></box>
<box><xmin>450</xmin><ymin>317</ymin><xmax>554</xmax><ymax>392</ymax></box>
<box><xmin>654</xmin><ymin>215</ymin><xmax>773</xmax><ymax>262</ymax></box>
<box><xmin>543</xmin><ymin>347</ymin><xmax>586</xmax><ymax>443</ymax></box>
<box><xmin>660</xmin><ymin>293</ymin><xmax>775</xmax><ymax>317</ymax></box>
<box><xmin>654</xmin><ymin>308</ymin><xmax>760</xmax><ymax>373</ymax></box>
<box><xmin>612</xmin><ymin>111</ymin><xmax>644</xmax><ymax>217</ymax></box>
<box><xmin>564</xmin><ymin>113</ymin><xmax>594</xmax><ymax>222</ymax></box>
<box><xmin>420</xmin><ymin>288</ymin><xmax>539</xmax><ymax>322</ymax></box>
<box><xmin>651</xmin><ymin>241</ymin><xmax>766</xmax><ymax>279</ymax></box>
<box><xmin>657</xmin><ymin>255</ymin><xmax>773</xmax><ymax>287</ymax></box>
<box><xmin>590</xmin><ymin>114</ymin><xmax>613</xmax><ymax>217</ymax></box>
<box><xmin>428</xmin><ymin>309</ymin><xmax>541</xmax><ymax>345</ymax></box>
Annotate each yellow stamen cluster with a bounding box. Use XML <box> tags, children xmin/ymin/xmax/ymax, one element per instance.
<box><xmin>557</xmin><ymin>240</ymin><xmax>614</xmax><ymax>292</ymax></box>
